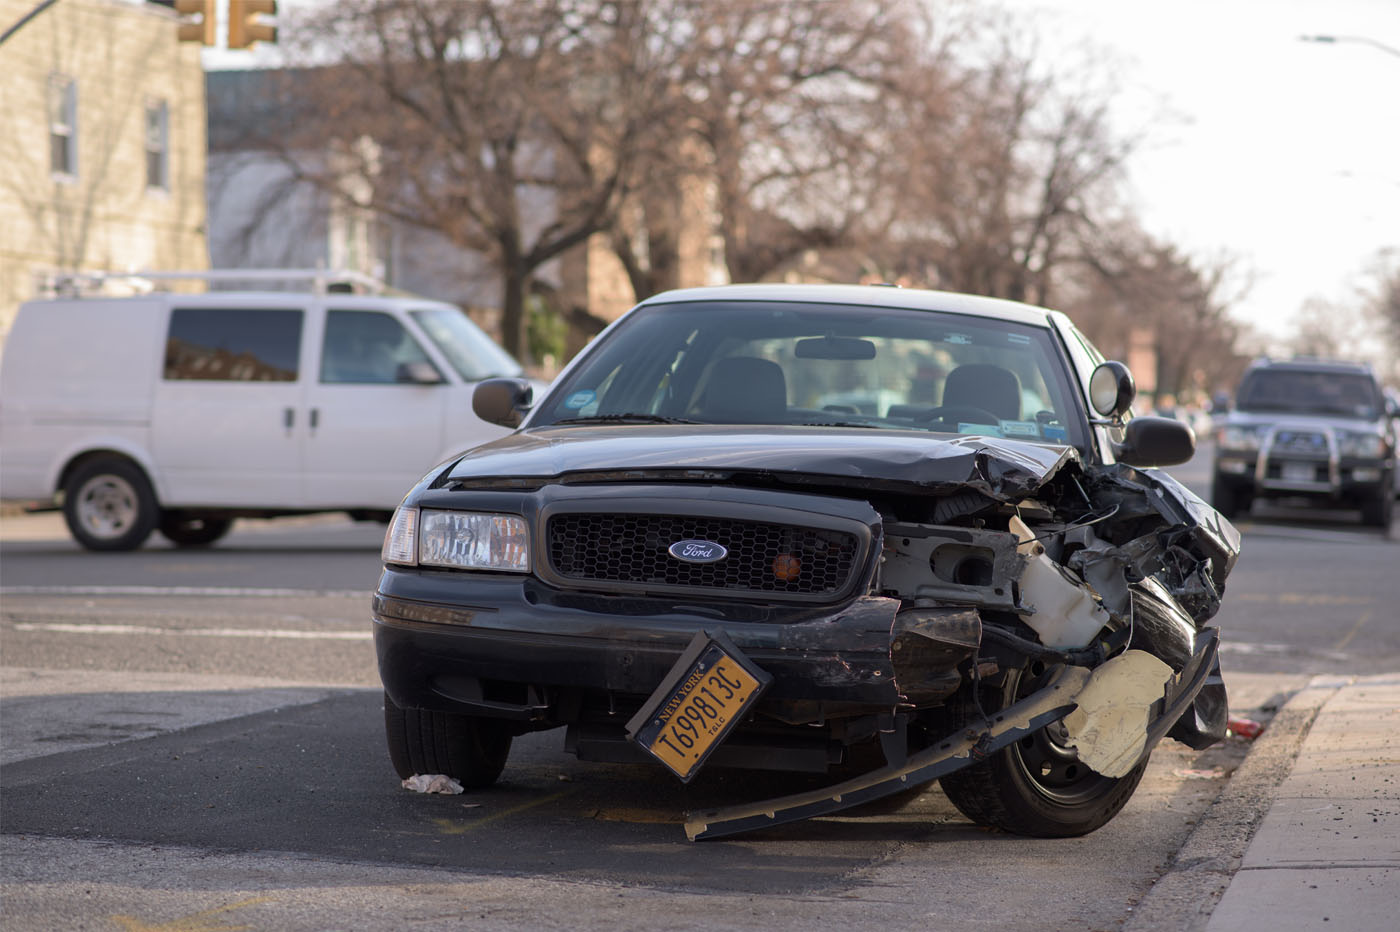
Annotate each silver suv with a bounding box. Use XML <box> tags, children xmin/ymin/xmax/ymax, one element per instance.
<box><xmin>1212</xmin><ymin>358</ymin><xmax>1397</xmax><ymax>528</ymax></box>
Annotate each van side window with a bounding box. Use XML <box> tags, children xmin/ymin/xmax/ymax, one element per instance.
<box><xmin>165</xmin><ymin>309</ymin><xmax>303</xmax><ymax>381</ymax></box>
<box><xmin>320</xmin><ymin>310</ymin><xmax>438</xmax><ymax>384</ymax></box>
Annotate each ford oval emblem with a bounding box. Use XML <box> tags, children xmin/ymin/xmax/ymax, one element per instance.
<box><xmin>668</xmin><ymin>539</ymin><xmax>729</xmax><ymax>564</ymax></box>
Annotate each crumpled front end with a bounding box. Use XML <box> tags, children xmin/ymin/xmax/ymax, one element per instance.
<box><xmin>675</xmin><ymin>452</ymin><xmax>1240</xmax><ymax>838</ymax></box>
<box><xmin>377</xmin><ymin>432</ymin><xmax>1239</xmax><ymax>838</ymax></box>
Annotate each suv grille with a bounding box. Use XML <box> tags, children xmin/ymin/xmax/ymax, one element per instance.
<box><xmin>546</xmin><ymin>513</ymin><xmax>860</xmax><ymax>598</ymax></box>
<box><xmin>1272</xmin><ymin>430</ymin><xmax>1328</xmax><ymax>455</ymax></box>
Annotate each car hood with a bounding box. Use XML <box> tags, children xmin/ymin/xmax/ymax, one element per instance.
<box><xmin>440</xmin><ymin>425</ymin><xmax>1080</xmax><ymax>501</ymax></box>
<box><xmin>1225</xmin><ymin>410</ymin><xmax>1382</xmax><ymax>432</ymax></box>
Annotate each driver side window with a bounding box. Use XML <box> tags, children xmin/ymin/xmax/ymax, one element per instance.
<box><xmin>321</xmin><ymin>311</ymin><xmax>436</xmax><ymax>384</ymax></box>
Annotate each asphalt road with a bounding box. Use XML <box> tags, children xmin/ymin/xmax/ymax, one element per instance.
<box><xmin>2</xmin><ymin>439</ymin><xmax>1396</xmax><ymax>930</ymax></box>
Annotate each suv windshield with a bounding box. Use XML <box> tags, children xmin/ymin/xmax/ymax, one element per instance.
<box><xmin>534</xmin><ymin>300</ymin><xmax>1085</xmax><ymax>447</ymax></box>
<box><xmin>409</xmin><ymin>307</ymin><xmax>523</xmax><ymax>382</ymax></box>
<box><xmin>1237</xmin><ymin>369</ymin><xmax>1381</xmax><ymax>419</ymax></box>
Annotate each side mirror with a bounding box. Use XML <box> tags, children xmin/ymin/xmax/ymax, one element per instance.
<box><xmin>1089</xmin><ymin>361</ymin><xmax>1135</xmax><ymax>418</ymax></box>
<box><xmin>396</xmin><ymin>361</ymin><xmax>445</xmax><ymax>385</ymax></box>
<box><xmin>472</xmin><ymin>378</ymin><xmax>534</xmax><ymax>428</ymax></box>
<box><xmin>1114</xmin><ymin>415</ymin><xmax>1195</xmax><ymax>468</ymax></box>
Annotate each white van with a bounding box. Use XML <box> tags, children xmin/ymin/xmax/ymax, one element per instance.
<box><xmin>0</xmin><ymin>274</ymin><xmax>535</xmax><ymax>550</ymax></box>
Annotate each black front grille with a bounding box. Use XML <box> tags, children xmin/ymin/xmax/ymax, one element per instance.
<box><xmin>1273</xmin><ymin>431</ymin><xmax>1327</xmax><ymax>454</ymax></box>
<box><xmin>546</xmin><ymin>513</ymin><xmax>860</xmax><ymax>598</ymax></box>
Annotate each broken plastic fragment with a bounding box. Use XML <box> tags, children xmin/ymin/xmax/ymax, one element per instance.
<box><xmin>402</xmin><ymin>773</ymin><xmax>464</xmax><ymax>794</ymax></box>
<box><xmin>1061</xmin><ymin>649</ymin><xmax>1174</xmax><ymax>777</ymax></box>
<box><xmin>1227</xmin><ymin>716</ymin><xmax>1264</xmax><ymax>740</ymax></box>
<box><xmin>1008</xmin><ymin>515</ymin><xmax>1111</xmax><ymax>648</ymax></box>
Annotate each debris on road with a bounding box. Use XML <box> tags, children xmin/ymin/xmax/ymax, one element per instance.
<box><xmin>1226</xmin><ymin>716</ymin><xmax>1264</xmax><ymax>740</ymax></box>
<box><xmin>402</xmin><ymin>774</ymin><xmax>464</xmax><ymax>795</ymax></box>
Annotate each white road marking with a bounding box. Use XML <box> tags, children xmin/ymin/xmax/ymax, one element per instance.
<box><xmin>0</xmin><ymin>586</ymin><xmax>370</xmax><ymax>598</ymax></box>
<box><xmin>12</xmin><ymin>622</ymin><xmax>371</xmax><ymax>641</ymax></box>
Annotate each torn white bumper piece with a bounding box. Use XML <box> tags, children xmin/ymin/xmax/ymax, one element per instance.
<box><xmin>1061</xmin><ymin>650</ymin><xmax>1174</xmax><ymax>778</ymax></box>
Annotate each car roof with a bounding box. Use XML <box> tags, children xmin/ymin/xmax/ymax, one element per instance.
<box><xmin>636</xmin><ymin>284</ymin><xmax>1059</xmax><ymax>328</ymax></box>
<box><xmin>1246</xmin><ymin>357</ymin><xmax>1376</xmax><ymax>377</ymax></box>
<box><xmin>23</xmin><ymin>292</ymin><xmax>457</xmax><ymax>311</ymax></box>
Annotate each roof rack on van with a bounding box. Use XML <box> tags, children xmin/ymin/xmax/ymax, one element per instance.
<box><xmin>33</xmin><ymin>268</ymin><xmax>388</xmax><ymax>298</ymax></box>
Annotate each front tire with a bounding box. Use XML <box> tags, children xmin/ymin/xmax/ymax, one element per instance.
<box><xmin>62</xmin><ymin>456</ymin><xmax>158</xmax><ymax>552</ymax></box>
<box><xmin>1210</xmin><ymin>476</ymin><xmax>1250</xmax><ymax>521</ymax></box>
<box><xmin>383</xmin><ymin>692</ymin><xmax>512</xmax><ymax>789</ymax></box>
<box><xmin>939</xmin><ymin>662</ymin><xmax>1148</xmax><ymax>837</ymax></box>
<box><xmin>1359</xmin><ymin>482</ymin><xmax>1393</xmax><ymax>530</ymax></box>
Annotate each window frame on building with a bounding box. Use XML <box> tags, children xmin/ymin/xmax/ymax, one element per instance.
<box><xmin>144</xmin><ymin>97</ymin><xmax>170</xmax><ymax>192</ymax></box>
<box><xmin>48</xmin><ymin>74</ymin><xmax>78</xmax><ymax>180</ymax></box>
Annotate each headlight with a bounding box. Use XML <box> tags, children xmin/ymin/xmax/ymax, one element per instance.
<box><xmin>1217</xmin><ymin>425</ymin><xmax>1261</xmax><ymax>451</ymax></box>
<box><xmin>419</xmin><ymin>509</ymin><xmax>531</xmax><ymax>572</ymax></box>
<box><xmin>381</xmin><ymin>506</ymin><xmax>531</xmax><ymax>571</ymax></box>
<box><xmin>1337</xmin><ymin>432</ymin><xmax>1385</xmax><ymax>458</ymax></box>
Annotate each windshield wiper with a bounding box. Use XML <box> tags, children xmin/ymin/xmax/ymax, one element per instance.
<box><xmin>554</xmin><ymin>413</ymin><xmax>699</xmax><ymax>425</ymax></box>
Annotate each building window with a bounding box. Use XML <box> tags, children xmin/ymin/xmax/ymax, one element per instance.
<box><xmin>49</xmin><ymin>75</ymin><xmax>77</xmax><ymax>178</ymax></box>
<box><xmin>144</xmin><ymin>99</ymin><xmax>169</xmax><ymax>191</ymax></box>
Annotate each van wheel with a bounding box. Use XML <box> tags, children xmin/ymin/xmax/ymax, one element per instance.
<box><xmin>158</xmin><ymin>513</ymin><xmax>234</xmax><ymax>547</ymax></box>
<box><xmin>938</xmin><ymin>662</ymin><xmax>1148</xmax><ymax>837</ymax></box>
<box><xmin>62</xmin><ymin>457</ymin><xmax>158</xmax><ymax>551</ymax></box>
<box><xmin>383</xmin><ymin>692</ymin><xmax>512</xmax><ymax>789</ymax></box>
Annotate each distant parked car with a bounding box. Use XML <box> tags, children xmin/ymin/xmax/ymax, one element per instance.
<box><xmin>1212</xmin><ymin>358</ymin><xmax>1396</xmax><ymax>528</ymax></box>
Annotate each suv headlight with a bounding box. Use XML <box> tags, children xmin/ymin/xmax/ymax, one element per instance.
<box><xmin>1217</xmin><ymin>425</ymin><xmax>1261</xmax><ymax>451</ymax></box>
<box><xmin>382</xmin><ymin>506</ymin><xmax>531</xmax><ymax>572</ymax></box>
<box><xmin>1337</xmin><ymin>431</ymin><xmax>1385</xmax><ymax>458</ymax></box>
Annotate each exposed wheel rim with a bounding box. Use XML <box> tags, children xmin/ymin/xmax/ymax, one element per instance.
<box><xmin>74</xmin><ymin>474</ymin><xmax>140</xmax><ymax>540</ymax></box>
<box><xmin>1007</xmin><ymin>664</ymin><xmax>1118</xmax><ymax>806</ymax></box>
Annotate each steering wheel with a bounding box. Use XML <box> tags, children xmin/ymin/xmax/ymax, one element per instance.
<box><xmin>920</xmin><ymin>404</ymin><xmax>1002</xmax><ymax>426</ymax></box>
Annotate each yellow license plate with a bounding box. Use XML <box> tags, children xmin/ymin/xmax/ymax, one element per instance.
<box><xmin>627</xmin><ymin>633</ymin><xmax>770</xmax><ymax>782</ymax></box>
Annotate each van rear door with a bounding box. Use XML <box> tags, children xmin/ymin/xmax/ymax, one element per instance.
<box><xmin>151</xmin><ymin>305</ymin><xmax>307</xmax><ymax>507</ymax></box>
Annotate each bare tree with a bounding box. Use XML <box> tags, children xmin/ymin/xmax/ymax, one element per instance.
<box><xmin>873</xmin><ymin>18</ymin><xmax>1140</xmax><ymax>308</ymax></box>
<box><xmin>1070</xmin><ymin>225</ymin><xmax>1250</xmax><ymax>400</ymax></box>
<box><xmin>259</xmin><ymin>0</ymin><xmax>686</xmax><ymax>359</ymax></box>
<box><xmin>665</xmin><ymin>0</ymin><xmax>919</xmax><ymax>286</ymax></box>
<box><xmin>1360</xmin><ymin>248</ymin><xmax>1400</xmax><ymax>385</ymax></box>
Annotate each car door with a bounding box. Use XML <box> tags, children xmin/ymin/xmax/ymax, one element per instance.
<box><xmin>301</xmin><ymin>307</ymin><xmax>450</xmax><ymax>509</ymax></box>
<box><xmin>151</xmin><ymin>304</ymin><xmax>307</xmax><ymax>507</ymax></box>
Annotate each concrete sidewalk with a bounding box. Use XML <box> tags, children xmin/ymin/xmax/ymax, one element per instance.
<box><xmin>1204</xmin><ymin>673</ymin><xmax>1400</xmax><ymax>931</ymax></box>
<box><xmin>1131</xmin><ymin>673</ymin><xmax>1399</xmax><ymax>930</ymax></box>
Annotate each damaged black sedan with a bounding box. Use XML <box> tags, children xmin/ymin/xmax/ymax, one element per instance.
<box><xmin>373</xmin><ymin>284</ymin><xmax>1240</xmax><ymax>840</ymax></box>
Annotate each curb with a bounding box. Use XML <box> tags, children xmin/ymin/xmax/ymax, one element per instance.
<box><xmin>1122</xmin><ymin>677</ymin><xmax>1342</xmax><ymax>932</ymax></box>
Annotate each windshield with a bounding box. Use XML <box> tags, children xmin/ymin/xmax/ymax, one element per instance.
<box><xmin>533</xmin><ymin>300</ymin><xmax>1087</xmax><ymax>447</ymax></box>
<box><xmin>409</xmin><ymin>307</ymin><xmax>523</xmax><ymax>382</ymax></box>
<box><xmin>1237</xmin><ymin>369</ymin><xmax>1381</xmax><ymax>419</ymax></box>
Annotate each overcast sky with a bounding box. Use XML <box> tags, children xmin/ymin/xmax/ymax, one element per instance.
<box><xmin>205</xmin><ymin>0</ymin><xmax>1400</xmax><ymax>346</ymax></box>
<box><xmin>1012</xmin><ymin>0</ymin><xmax>1400</xmax><ymax>347</ymax></box>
